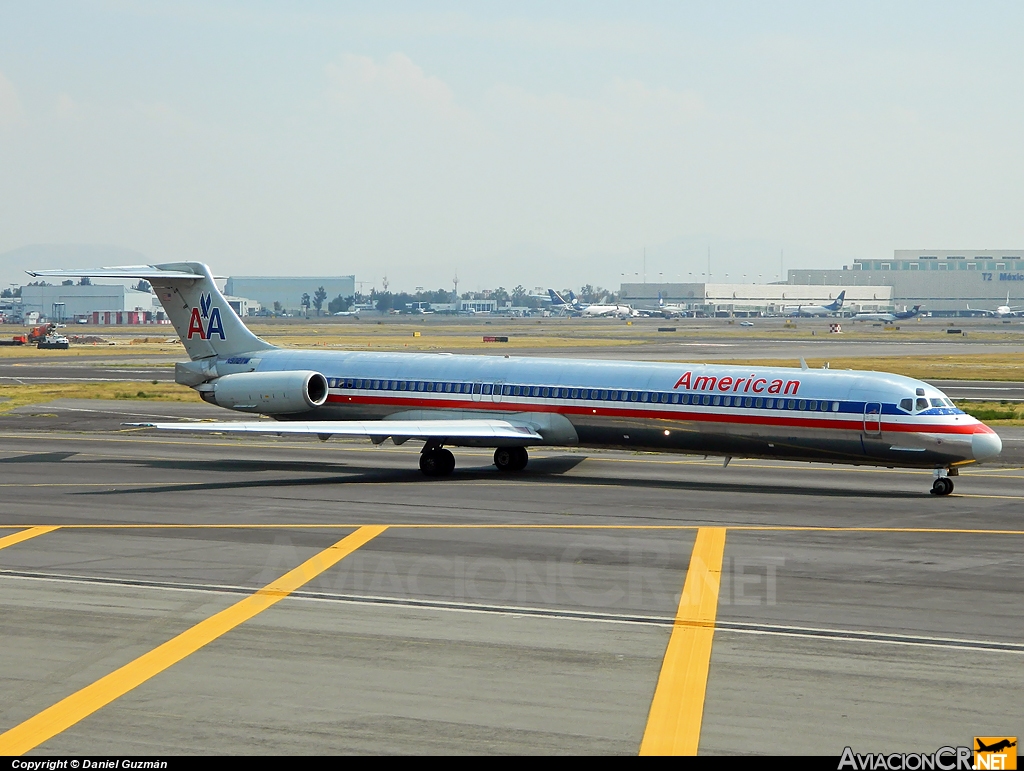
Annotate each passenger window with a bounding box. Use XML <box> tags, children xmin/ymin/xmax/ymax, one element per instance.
<box><xmin>671</xmin><ymin>393</ymin><xmax>680</xmax><ymax>404</ymax></box>
<box><xmin>483</xmin><ymin>384</ymin><xmax>492</xmax><ymax>394</ymax></box>
<box><xmin>766</xmin><ymin>398</ymin><xmax>774</xmax><ymax>408</ymax></box>
<box><xmin>723</xmin><ymin>396</ymin><xmax>731</xmax><ymax>406</ymax></box>
<box><xmin>713</xmin><ymin>396</ymin><xmax>721</xmax><ymax>406</ymax></box>
<box><xmin>572</xmin><ymin>389</ymin><xmax>579</xmax><ymax>398</ymax></box>
<box><xmin>916</xmin><ymin>397</ymin><xmax>928</xmax><ymax>411</ymax></box>
<box><xmin>808</xmin><ymin>400</ymin><xmax>817</xmax><ymax>410</ymax></box>
<box><xmin>503</xmin><ymin>385</ymin><xmax>512</xmax><ymax>396</ymax></box>
<box><xmin>788</xmin><ymin>400</ymin><xmax>796</xmax><ymax>409</ymax></box>
<box><xmin>755</xmin><ymin>398</ymin><xmax>763</xmax><ymax>408</ymax></box>
<box><xmin>473</xmin><ymin>383</ymin><xmax>482</xmax><ymax>394</ymax></box>
<box><xmin>798</xmin><ymin>400</ymin><xmax>806</xmax><ymax>410</ymax></box>
<box><xmin>702</xmin><ymin>395</ymin><xmax>711</xmax><ymax>405</ymax></box>
<box><xmin>680</xmin><ymin>394</ymin><xmax>689</xmax><ymax>404</ymax></box>
<box><xmin>832</xmin><ymin>402</ymin><xmax>840</xmax><ymax>412</ymax></box>
<box><xmin>899</xmin><ymin>398</ymin><xmax>912</xmax><ymax>412</ymax></box>
<box><xmin>641</xmin><ymin>392</ymin><xmax>650</xmax><ymax>402</ymax></box>
<box><xmin>416</xmin><ymin>382</ymin><xmax>425</xmax><ymax>391</ymax></box>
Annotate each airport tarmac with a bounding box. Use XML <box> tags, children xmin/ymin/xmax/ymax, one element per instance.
<box><xmin>0</xmin><ymin>401</ymin><xmax>1021</xmax><ymax>755</ymax></box>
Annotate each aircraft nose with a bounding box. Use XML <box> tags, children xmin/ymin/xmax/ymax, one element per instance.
<box><xmin>972</xmin><ymin>430</ymin><xmax>1002</xmax><ymax>462</ymax></box>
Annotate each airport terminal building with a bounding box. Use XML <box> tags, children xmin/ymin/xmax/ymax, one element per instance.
<box><xmin>787</xmin><ymin>250</ymin><xmax>1024</xmax><ymax>315</ymax></box>
<box><xmin>619</xmin><ymin>282</ymin><xmax>893</xmax><ymax>316</ymax></box>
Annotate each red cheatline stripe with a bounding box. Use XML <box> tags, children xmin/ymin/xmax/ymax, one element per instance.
<box><xmin>324</xmin><ymin>393</ymin><xmax>986</xmax><ymax>436</ymax></box>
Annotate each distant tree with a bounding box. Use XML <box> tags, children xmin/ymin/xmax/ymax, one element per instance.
<box><xmin>0</xmin><ymin>289</ymin><xmax>10</xmax><ymax>298</ymax></box>
<box><xmin>492</xmin><ymin>287</ymin><xmax>510</xmax><ymax>305</ymax></box>
<box><xmin>511</xmin><ymin>285</ymin><xmax>528</xmax><ymax>306</ymax></box>
<box><xmin>301</xmin><ymin>293</ymin><xmax>311</xmax><ymax>315</ymax></box>
<box><xmin>27</xmin><ymin>281</ymin><xmax>51</xmax><ymax>287</ymax></box>
<box><xmin>62</xmin><ymin>279</ymin><xmax>74</xmax><ymax>286</ymax></box>
<box><xmin>78</xmin><ymin>276</ymin><xmax>92</xmax><ymax>286</ymax></box>
<box><xmin>273</xmin><ymin>301</ymin><xmax>283</xmax><ymax>314</ymax></box>
<box><xmin>133</xmin><ymin>280</ymin><xmax>151</xmax><ymax>293</ymax></box>
<box><xmin>328</xmin><ymin>294</ymin><xmax>352</xmax><ymax>314</ymax></box>
<box><xmin>374</xmin><ymin>291</ymin><xmax>393</xmax><ymax>313</ymax></box>
<box><xmin>312</xmin><ymin>286</ymin><xmax>328</xmax><ymax>316</ymax></box>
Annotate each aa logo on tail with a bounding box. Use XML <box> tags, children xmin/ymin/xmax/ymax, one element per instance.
<box><xmin>187</xmin><ymin>292</ymin><xmax>225</xmax><ymax>340</ymax></box>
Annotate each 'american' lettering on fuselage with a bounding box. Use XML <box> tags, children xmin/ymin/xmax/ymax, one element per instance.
<box><xmin>187</xmin><ymin>292</ymin><xmax>225</xmax><ymax>340</ymax></box>
<box><xmin>673</xmin><ymin>371</ymin><xmax>800</xmax><ymax>395</ymax></box>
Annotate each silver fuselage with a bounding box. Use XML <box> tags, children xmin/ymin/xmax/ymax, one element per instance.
<box><xmin>212</xmin><ymin>349</ymin><xmax>1001</xmax><ymax>469</ymax></box>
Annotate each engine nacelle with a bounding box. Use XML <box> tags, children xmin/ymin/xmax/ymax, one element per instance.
<box><xmin>202</xmin><ymin>370</ymin><xmax>329</xmax><ymax>414</ymax></box>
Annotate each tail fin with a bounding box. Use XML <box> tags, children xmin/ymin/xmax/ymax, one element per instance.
<box><xmin>27</xmin><ymin>262</ymin><xmax>274</xmax><ymax>361</ymax></box>
<box><xmin>547</xmin><ymin>288</ymin><xmax>568</xmax><ymax>306</ymax></box>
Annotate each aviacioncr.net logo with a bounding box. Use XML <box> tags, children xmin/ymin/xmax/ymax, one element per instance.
<box><xmin>187</xmin><ymin>292</ymin><xmax>225</xmax><ymax>340</ymax></box>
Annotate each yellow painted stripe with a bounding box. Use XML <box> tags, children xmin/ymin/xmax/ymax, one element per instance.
<box><xmin>0</xmin><ymin>526</ymin><xmax>59</xmax><ymax>550</ymax></box>
<box><xmin>0</xmin><ymin>524</ymin><xmax>386</xmax><ymax>756</ymax></box>
<box><xmin>0</xmin><ymin>523</ymin><xmax>1023</xmax><ymax>536</ymax></box>
<box><xmin>639</xmin><ymin>527</ymin><xmax>727</xmax><ymax>756</ymax></box>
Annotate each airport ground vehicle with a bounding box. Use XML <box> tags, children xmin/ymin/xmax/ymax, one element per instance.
<box><xmin>30</xmin><ymin>263</ymin><xmax>1002</xmax><ymax>494</ymax></box>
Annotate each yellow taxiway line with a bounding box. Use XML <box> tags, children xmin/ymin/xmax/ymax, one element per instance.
<box><xmin>640</xmin><ymin>527</ymin><xmax>726</xmax><ymax>755</ymax></box>
<box><xmin>0</xmin><ymin>525</ymin><xmax>387</xmax><ymax>756</ymax></box>
<box><xmin>0</xmin><ymin>526</ymin><xmax>59</xmax><ymax>551</ymax></box>
<box><xmin>1</xmin><ymin>523</ymin><xmax>1023</xmax><ymax>536</ymax></box>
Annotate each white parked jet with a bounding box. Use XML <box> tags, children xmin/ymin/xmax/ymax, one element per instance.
<box><xmin>26</xmin><ymin>263</ymin><xmax>1002</xmax><ymax>494</ymax></box>
<box><xmin>567</xmin><ymin>291</ymin><xmax>639</xmax><ymax>319</ymax></box>
<box><xmin>784</xmin><ymin>291</ymin><xmax>846</xmax><ymax>317</ymax></box>
<box><xmin>967</xmin><ymin>293</ymin><xmax>1023</xmax><ymax>318</ymax></box>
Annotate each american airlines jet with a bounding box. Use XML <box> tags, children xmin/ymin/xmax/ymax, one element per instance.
<box><xmin>30</xmin><ymin>264</ymin><xmax>1001</xmax><ymax>494</ymax></box>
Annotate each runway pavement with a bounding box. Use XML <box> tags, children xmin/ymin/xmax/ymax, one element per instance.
<box><xmin>0</xmin><ymin>401</ymin><xmax>1021</xmax><ymax>755</ymax></box>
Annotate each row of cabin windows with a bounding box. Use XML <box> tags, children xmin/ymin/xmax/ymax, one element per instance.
<box><xmin>332</xmin><ymin>378</ymin><xmax>841</xmax><ymax>412</ymax></box>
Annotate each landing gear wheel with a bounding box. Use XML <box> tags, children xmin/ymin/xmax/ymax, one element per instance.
<box><xmin>930</xmin><ymin>477</ymin><xmax>954</xmax><ymax>496</ymax></box>
<box><xmin>420</xmin><ymin>448</ymin><xmax>455</xmax><ymax>477</ymax></box>
<box><xmin>494</xmin><ymin>446</ymin><xmax>529</xmax><ymax>472</ymax></box>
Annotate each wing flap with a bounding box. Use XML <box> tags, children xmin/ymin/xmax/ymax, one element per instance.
<box><xmin>126</xmin><ymin>419</ymin><xmax>542</xmax><ymax>441</ymax></box>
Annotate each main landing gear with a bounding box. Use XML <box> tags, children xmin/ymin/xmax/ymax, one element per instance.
<box><xmin>494</xmin><ymin>446</ymin><xmax>529</xmax><ymax>472</ymax></box>
<box><xmin>930</xmin><ymin>469</ymin><xmax>955</xmax><ymax>496</ymax></box>
<box><xmin>419</xmin><ymin>443</ymin><xmax>455</xmax><ymax>477</ymax></box>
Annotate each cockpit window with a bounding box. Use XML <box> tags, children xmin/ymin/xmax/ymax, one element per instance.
<box><xmin>930</xmin><ymin>398</ymin><xmax>945</xmax><ymax>408</ymax></box>
<box><xmin>899</xmin><ymin>398</ymin><xmax>913</xmax><ymax>412</ymax></box>
<box><xmin>916</xmin><ymin>397</ymin><xmax>929</xmax><ymax>411</ymax></box>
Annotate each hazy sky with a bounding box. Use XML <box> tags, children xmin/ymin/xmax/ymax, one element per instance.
<box><xmin>2</xmin><ymin>2</ymin><xmax>1023</xmax><ymax>292</ymax></box>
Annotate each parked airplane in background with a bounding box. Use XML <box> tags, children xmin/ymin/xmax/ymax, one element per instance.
<box><xmin>658</xmin><ymin>292</ymin><xmax>689</xmax><ymax>318</ymax></box>
<box><xmin>784</xmin><ymin>291</ymin><xmax>846</xmax><ymax>317</ymax></box>
<box><xmin>547</xmin><ymin>289</ymin><xmax>575</xmax><ymax>315</ymax></box>
<box><xmin>29</xmin><ymin>264</ymin><xmax>1002</xmax><ymax>494</ymax></box>
<box><xmin>853</xmin><ymin>305</ymin><xmax>924</xmax><ymax>323</ymax></box>
<box><xmin>967</xmin><ymin>293</ymin><xmax>1023</xmax><ymax>318</ymax></box>
<box><xmin>567</xmin><ymin>291</ymin><xmax>639</xmax><ymax>319</ymax></box>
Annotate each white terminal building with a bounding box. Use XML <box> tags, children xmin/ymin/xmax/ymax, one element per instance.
<box><xmin>787</xmin><ymin>250</ymin><xmax>1024</xmax><ymax>315</ymax></box>
<box><xmin>619</xmin><ymin>282</ymin><xmax>893</xmax><ymax>316</ymax></box>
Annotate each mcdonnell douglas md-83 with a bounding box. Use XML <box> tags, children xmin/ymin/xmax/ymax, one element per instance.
<box><xmin>30</xmin><ymin>264</ymin><xmax>1002</xmax><ymax>495</ymax></box>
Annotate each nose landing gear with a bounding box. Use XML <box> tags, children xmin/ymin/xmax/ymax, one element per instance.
<box><xmin>930</xmin><ymin>468</ymin><xmax>955</xmax><ymax>496</ymax></box>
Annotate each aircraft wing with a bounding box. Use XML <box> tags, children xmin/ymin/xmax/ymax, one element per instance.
<box><xmin>126</xmin><ymin>419</ymin><xmax>542</xmax><ymax>442</ymax></box>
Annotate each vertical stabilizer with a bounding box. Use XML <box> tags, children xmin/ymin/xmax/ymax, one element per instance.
<box><xmin>27</xmin><ymin>262</ymin><xmax>274</xmax><ymax>361</ymax></box>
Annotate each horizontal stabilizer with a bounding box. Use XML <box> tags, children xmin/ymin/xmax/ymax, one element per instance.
<box><xmin>126</xmin><ymin>419</ymin><xmax>542</xmax><ymax>442</ymax></box>
<box><xmin>27</xmin><ymin>265</ymin><xmax>207</xmax><ymax>280</ymax></box>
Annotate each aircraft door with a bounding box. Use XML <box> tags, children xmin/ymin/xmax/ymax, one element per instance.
<box><xmin>492</xmin><ymin>380</ymin><xmax>504</xmax><ymax>403</ymax></box>
<box><xmin>472</xmin><ymin>381</ymin><xmax>483</xmax><ymax>403</ymax></box>
<box><xmin>863</xmin><ymin>402</ymin><xmax>881</xmax><ymax>435</ymax></box>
